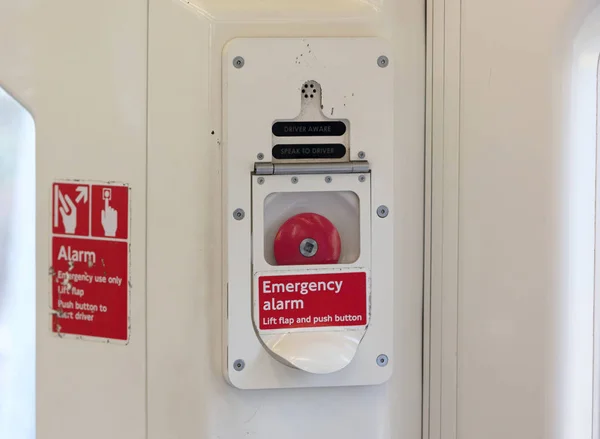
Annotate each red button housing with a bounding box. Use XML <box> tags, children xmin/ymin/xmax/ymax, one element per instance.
<box><xmin>273</xmin><ymin>212</ymin><xmax>342</xmax><ymax>265</ymax></box>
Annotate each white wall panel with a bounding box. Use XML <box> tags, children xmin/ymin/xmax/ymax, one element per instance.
<box><xmin>146</xmin><ymin>0</ymin><xmax>424</xmax><ymax>438</ymax></box>
<box><xmin>2</xmin><ymin>0</ymin><xmax>423</xmax><ymax>437</ymax></box>
<box><xmin>426</xmin><ymin>0</ymin><xmax>600</xmax><ymax>438</ymax></box>
<box><xmin>0</xmin><ymin>1</ymin><xmax>148</xmax><ymax>438</ymax></box>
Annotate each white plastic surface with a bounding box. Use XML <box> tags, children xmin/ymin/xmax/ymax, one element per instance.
<box><xmin>259</xmin><ymin>329</ymin><xmax>365</xmax><ymax>373</ymax></box>
<box><xmin>250</xmin><ymin>173</ymin><xmax>373</xmax><ymax>377</ymax></box>
<box><xmin>222</xmin><ymin>38</ymin><xmax>394</xmax><ymax>388</ymax></box>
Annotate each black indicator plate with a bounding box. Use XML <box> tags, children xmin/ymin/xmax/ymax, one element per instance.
<box><xmin>272</xmin><ymin>121</ymin><xmax>347</xmax><ymax>137</ymax></box>
<box><xmin>272</xmin><ymin>144</ymin><xmax>347</xmax><ymax>160</ymax></box>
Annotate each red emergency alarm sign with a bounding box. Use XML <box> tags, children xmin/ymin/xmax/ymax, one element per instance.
<box><xmin>256</xmin><ymin>270</ymin><xmax>368</xmax><ymax>331</ymax></box>
<box><xmin>50</xmin><ymin>181</ymin><xmax>130</xmax><ymax>342</ymax></box>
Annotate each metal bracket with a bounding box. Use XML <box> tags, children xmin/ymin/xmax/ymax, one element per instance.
<box><xmin>254</xmin><ymin>161</ymin><xmax>370</xmax><ymax>175</ymax></box>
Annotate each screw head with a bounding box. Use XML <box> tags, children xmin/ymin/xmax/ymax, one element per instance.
<box><xmin>376</xmin><ymin>354</ymin><xmax>389</xmax><ymax>367</ymax></box>
<box><xmin>377</xmin><ymin>56</ymin><xmax>389</xmax><ymax>68</ymax></box>
<box><xmin>257</xmin><ymin>177</ymin><xmax>265</xmax><ymax>185</ymax></box>
<box><xmin>299</xmin><ymin>238</ymin><xmax>318</xmax><ymax>257</ymax></box>
<box><xmin>233</xmin><ymin>56</ymin><xmax>245</xmax><ymax>69</ymax></box>
<box><xmin>325</xmin><ymin>176</ymin><xmax>332</xmax><ymax>183</ymax></box>
<box><xmin>233</xmin><ymin>359</ymin><xmax>245</xmax><ymax>371</ymax></box>
<box><xmin>291</xmin><ymin>176</ymin><xmax>299</xmax><ymax>184</ymax></box>
<box><xmin>257</xmin><ymin>152</ymin><xmax>264</xmax><ymax>160</ymax></box>
<box><xmin>377</xmin><ymin>205</ymin><xmax>389</xmax><ymax>218</ymax></box>
<box><xmin>358</xmin><ymin>175</ymin><xmax>366</xmax><ymax>183</ymax></box>
<box><xmin>358</xmin><ymin>151</ymin><xmax>366</xmax><ymax>159</ymax></box>
<box><xmin>233</xmin><ymin>208</ymin><xmax>245</xmax><ymax>220</ymax></box>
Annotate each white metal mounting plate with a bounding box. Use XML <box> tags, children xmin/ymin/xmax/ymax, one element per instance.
<box><xmin>222</xmin><ymin>37</ymin><xmax>394</xmax><ymax>389</ymax></box>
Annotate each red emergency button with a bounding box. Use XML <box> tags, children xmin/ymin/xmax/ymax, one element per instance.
<box><xmin>273</xmin><ymin>212</ymin><xmax>342</xmax><ymax>265</ymax></box>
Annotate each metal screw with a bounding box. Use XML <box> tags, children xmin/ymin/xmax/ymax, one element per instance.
<box><xmin>299</xmin><ymin>238</ymin><xmax>318</xmax><ymax>258</ymax></box>
<box><xmin>358</xmin><ymin>175</ymin><xmax>366</xmax><ymax>183</ymax></box>
<box><xmin>233</xmin><ymin>359</ymin><xmax>245</xmax><ymax>371</ymax></box>
<box><xmin>257</xmin><ymin>177</ymin><xmax>265</xmax><ymax>185</ymax></box>
<box><xmin>291</xmin><ymin>176</ymin><xmax>298</xmax><ymax>184</ymax></box>
<box><xmin>233</xmin><ymin>208</ymin><xmax>245</xmax><ymax>220</ymax></box>
<box><xmin>325</xmin><ymin>176</ymin><xmax>332</xmax><ymax>183</ymax></box>
<box><xmin>233</xmin><ymin>56</ymin><xmax>245</xmax><ymax>69</ymax></box>
<box><xmin>358</xmin><ymin>151</ymin><xmax>366</xmax><ymax>159</ymax></box>
<box><xmin>257</xmin><ymin>152</ymin><xmax>264</xmax><ymax>160</ymax></box>
<box><xmin>377</xmin><ymin>56</ymin><xmax>389</xmax><ymax>68</ymax></box>
<box><xmin>377</xmin><ymin>205</ymin><xmax>389</xmax><ymax>218</ymax></box>
<box><xmin>376</xmin><ymin>354</ymin><xmax>389</xmax><ymax>367</ymax></box>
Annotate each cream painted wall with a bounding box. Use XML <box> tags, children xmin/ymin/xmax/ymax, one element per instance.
<box><xmin>0</xmin><ymin>0</ymin><xmax>423</xmax><ymax>438</ymax></box>
<box><xmin>146</xmin><ymin>1</ymin><xmax>424</xmax><ymax>438</ymax></box>
<box><xmin>2</xmin><ymin>0</ymin><xmax>598</xmax><ymax>437</ymax></box>
<box><xmin>426</xmin><ymin>1</ymin><xmax>600</xmax><ymax>438</ymax></box>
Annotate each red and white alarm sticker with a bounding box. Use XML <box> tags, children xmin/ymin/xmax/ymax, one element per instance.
<box><xmin>254</xmin><ymin>269</ymin><xmax>369</xmax><ymax>333</ymax></box>
<box><xmin>50</xmin><ymin>181</ymin><xmax>130</xmax><ymax>342</ymax></box>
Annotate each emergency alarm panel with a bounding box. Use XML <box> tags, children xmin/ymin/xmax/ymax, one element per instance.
<box><xmin>222</xmin><ymin>38</ymin><xmax>394</xmax><ymax>389</ymax></box>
